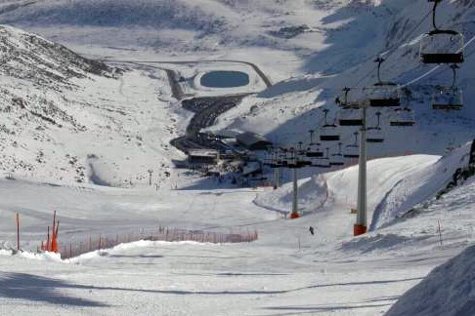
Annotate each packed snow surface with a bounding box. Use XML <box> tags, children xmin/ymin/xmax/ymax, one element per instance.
<box><xmin>0</xmin><ymin>0</ymin><xmax>473</xmax><ymax>315</ymax></box>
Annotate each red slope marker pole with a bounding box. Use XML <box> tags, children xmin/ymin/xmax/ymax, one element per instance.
<box><xmin>46</xmin><ymin>226</ymin><xmax>50</xmax><ymax>252</ymax></box>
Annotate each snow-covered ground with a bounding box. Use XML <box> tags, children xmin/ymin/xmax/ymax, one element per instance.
<box><xmin>0</xmin><ymin>144</ymin><xmax>474</xmax><ymax>315</ymax></box>
<box><xmin>0</xmin><ymin>0</ymin><xmax>473</xmax><ymax>315</ymax></box>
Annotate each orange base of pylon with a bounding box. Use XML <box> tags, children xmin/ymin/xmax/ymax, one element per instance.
<box><xmin>289</xmin><ymin>212</ymin><xmax>300</xmax><ymax>219</ymax></box>
<box><xmin>354</xmin><ymin>224</ymin><xmax>367</xmax><ymax>236</ymax></box>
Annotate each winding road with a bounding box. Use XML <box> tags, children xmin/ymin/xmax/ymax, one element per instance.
<box><xmin>106</xmin><ymin>59</ymin><xmax>272</xmax><ymax>155</ymax></box>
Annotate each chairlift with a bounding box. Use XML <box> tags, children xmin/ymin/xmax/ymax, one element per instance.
<box><xmin>420</xmin><ymin>0</ymin><xmax>464</xmax><ymax>64</ymax></box>
<box><xmin>268</xmin><ymin>150</ymin><xmax>285</xmax><ymax>169</ymax></box>
<box><xmin>311</xmin><ymin>149</ymin><xmax>331</xmax><ymax>169</ymax></box>
<box><xmin>286</xmin><ymin>147</ymin><xmax>310</xmax><ymax>169</ymax></box>
<box><xmin>311</xmin><ymin>158</ymin><xmax>331</xmax><ymax>169</ymax></box>
<box><xmin>320</xmin><ymin>108</ymin><xmax>340</xmax><ymax>142</ymax></box>
<box><xmin>366</xmin><ymin>112</ymin><xmax>385</xmax><ymax>143</ymax></box>
<box><xmin>285</xmin><ymin>148</ymin><xmax>299</xmax><ymax>169</ymax></box>
<box><xmin>306</xmin><ymin>144</ymin><xmax>324</xmax><ymax>158</ymax></box>
<box><xmin>390</xmin><ymin>107</ymin><xmax>416</xmax><ymax>127</ymax></box>
<box><xmin>338</xmin><ymin>108</ymin><xmax>363</xmax><ymax>127</ymax></box>
<box><xmin>297</xmin><ymin>143</ymin><xmax>312</xmax><ymax>167</ymax></box>
<box><xmin>366</xmin><ymin>57</ymin><xmax>401</xmax><ymax>107</ymax></box>
<box><xmin>336</xmin><ymin>87</ymin><xmax>361</xmax><ymax>109</ymax></box>
<box><xmin>432</xmin><ymin>64</ymin><xmax>463</xmax><ymax>110</ymax></box>
<box><xmin>344</xmin><ymin>132</ymin><xmax>360</xmax><ymax>159</ymax></box>
<box><xmin>330</xmin><ymin>143</ymin><xmax>345</xmax><ymax>166</ymax></box>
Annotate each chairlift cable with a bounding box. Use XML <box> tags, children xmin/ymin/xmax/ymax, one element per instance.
<box><xmin>400</xmin><ymin>33</ymin><xmax>475</xmax><ymax>88</ymax></box>
<box><xmin>352</xmin><ymin>9</ymin><xmax>433</xmax><ymax>89</ymax></box>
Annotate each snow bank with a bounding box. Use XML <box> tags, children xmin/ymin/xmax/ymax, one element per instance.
<box><xmin>0</xmin><ymin>249</ymin><xmax>12</xmax><ymax>256</ymax></box>
<box><xmin>372</xmin><ymin>141</ymin><xmax>473</xmax><ymax>230</ymax></box>
<box><xmin>386</xmin><ymin>245</ymin><xmax>475</xmax><ymax>316</ymax></box>
<box><xmin>67</xmin><ymin>239</ymin><xmax>219</xmax><ymax>263</ymax></box>
<box><xmin>254</xmin><ymin>174</ymin><xmax>328</xmax><ymax>215</ymax></box>
<box><xmin>340</xmin><ymin>233</ymin><xmax>429</xmax><ymax>254</ymax></box>
<box><xmin>18</xmin><ymin>251</ymin><xmax>62</xmax><ymax>262</ymax></box>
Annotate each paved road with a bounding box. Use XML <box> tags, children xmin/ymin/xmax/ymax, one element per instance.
<box><xmin>105</xmin><ymin>59</ymin><xmax>272</xmax><ymax>155</ymax></box>
<box><xmin>171</xmin><ymin>96</ymin><xmax>246</xmax><ymax>154</ymax></box>
<box><xmin>104</xmin><ymin>59</ymin><xmax>273</xmax><ymax>89</ymax></box>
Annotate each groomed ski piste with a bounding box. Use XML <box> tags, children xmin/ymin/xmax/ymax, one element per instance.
<box><xmin>0</xmin><ymin>143</ymin><xmax>473</xmax><ymax>315</ymax></box>
<box><xmin>0</xmin><ymin>0</ymin><xmax>474</xmax><ymax>315</ymax></box>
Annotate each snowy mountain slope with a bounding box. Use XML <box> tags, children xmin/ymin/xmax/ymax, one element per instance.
<box><xmin>0</xmin><ymin>0</ymin><xmax>350</xmax><ymax>81</ymax></box>
<box><xmin>372</xmin><ymin>141</ymin><xmax>474</xmax><ymax>230</ymax></box>
<box><xmin>2</xmin><ymin>0</ymin><xmax>473</xmax><ymax>159</ymax></box>
<box><xmin>0</xmin><ymin>154</ymin><xmax>474</xmax><ymax>315</ymax></box>
<box><xmin>256</xmin><ymin>154</ymin><xmax>440</xmax><ymax>240</ymax></box>
<box><xmin>256</xmin><ymin>141</ymin><xmax>473</xmax><ymax>242</ymax></box>
<box><xmin>0</xmin><ymin>3</ymin><xmax>472</xmax><ymax>314</ymax></box>
<box><xmin>208</xmin><ymin>0</ymin><xmax>475</xmax><ymax>158</ymax></box>
<box><xmin>386</xmin><ymin>215</ymin><xmax>475</xmax><ymax>316</ymax></box>
<box><xmin>0</xmin><ymin>25</ymin><xmax>186</xmax><ymax>185</ymax></box>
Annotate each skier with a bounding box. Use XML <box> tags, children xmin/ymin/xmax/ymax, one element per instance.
<box><xmin>309</xmin><ymin>226</ymin><xmax>315</xmax><ymax>236</ymax></box>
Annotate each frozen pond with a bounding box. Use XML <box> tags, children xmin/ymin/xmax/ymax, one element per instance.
<box><xmin>200</xmin><ymin>71</ymin><xmax>250</xmax><ymax>88</ymax></box>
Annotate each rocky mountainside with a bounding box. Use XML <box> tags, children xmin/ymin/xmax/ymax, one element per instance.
<box><xmin>0</xmin><ymin>25</ymin><xmax>178</xmax><ymax>185</ymax></box>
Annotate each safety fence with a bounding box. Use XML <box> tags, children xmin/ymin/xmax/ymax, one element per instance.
<box><xmin>58</xmin><ymin>226</ymin><xmax>259</xmax><ymax>260</ymax></box>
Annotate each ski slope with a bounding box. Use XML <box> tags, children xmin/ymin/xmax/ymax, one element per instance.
<box><xmin>0</xmin><ymin>152</ymin><xmax>474</xmax><ymax>315</ymax></box>
<box><xmin>0</xmin><ymin>1</ymin><xmax>473</xmax><ymax>315</ymax></box>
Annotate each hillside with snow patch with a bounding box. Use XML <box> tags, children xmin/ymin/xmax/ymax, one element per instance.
<box><xmin>0</xmin><ymin>25</ymin><xmax>185</xmax><ymax>185</ymax></box>
<box><xmin>208</xmin><ymin>0</ymin><xmax>475</xmax><ymax>158</ymax></box>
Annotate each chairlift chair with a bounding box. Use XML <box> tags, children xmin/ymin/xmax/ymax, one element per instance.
<box><xmin>344</xmin><ymin>132</ymin><xmax>360</xmax><ymax>159</ymax></box>
<box><xmin>390</xmin><ymin>107</ymin><xmax>416</xmax><ymax>127</ymax></box>
<box><xmin>420</xmin><ymin>31</ymin><xmax>464</xmax><ymax>64</ymax></box>
<box><xmin>306</xmin><ymin>130</ymin><xmax>324</xmax><ymax>157</ymax></box>
<box><xmin>432</xmin><ymin>64</ymin><xmax>463</xmax><ymax>111</ymax></box>
<box><xmin>286</xmin><ymin>148</ymin><xmax>299</xmax><ymax>169</ymax></box>
<box><xmin>285</xmin><ymin>148</ymin><xmax>310</xmax><ymax>169</ymax></box>
<box><xmin>296</xmin><ymin>144</ymin><xmax>312</xmax><ymax>167</ymax></box>
<box><xmin>330</xmin><ymin>143</ymin><xmax>345</xmax><ymax>166</ymax></box>
<box><xmin>306</xmin><ymin>144</ymin><xmax>324</xmax><ymax>158</ymax></box>
<box><xmin>336</xmin><ymin>87</ymin><xmax>361</xmax><ymax>109</ymax></box>
<box><xmin>432</xmin><ymin>87</ymin><xmax>463</xmax><ymax>110</ymax></box>
<box><xmin>338</xmin><ymin>108</ymin><xmax>363</xmax><ymax>126</ymax></box>
<box><xmin>367</xmin><ymin>82</ymin><xmax>401</xmax><ymax>107</ymax></box>
<box><xmin>310</xmin><ymin>158</ymin><xmax>331</xmax><ymax>169</ymax></box>
<box><xmin>311</xmin><ymin>149</ymin><xmax>331</xmax><ymax>168</ymax></box>
<box><xmin>420</xmin><ymin>0</ymin><xmax>464</xmax><ymax>64</ymax></box>
<box><xmin>268</xmin><ymin>150</ymin><xmax>284</xmax><ymax>169</ymax></box>
<box><xmin>366</xmin><ymin>58</ymin><xmax>401</xmax><ymax>107</ymax></box>
<box><xmin>320</xmin><ymin>108</ymin><xmax>340</xmax><ymax>141</ymax></box>
<box><xmin>366</xmin><ymin>112</ymin><xmax>385</xmax><ymax>143</ymax></box>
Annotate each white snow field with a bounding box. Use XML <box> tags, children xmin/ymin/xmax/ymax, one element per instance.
<box><xmin>0</xmin><ymin>0</ymin><xmax>473</xmax><ymax>315</ymax></box>
<box><xmin>0</xmin><ymin>144</ymin><xmax>474</xmax><ymax>315</ymax></box>
<box><xmin>386</xmin><ymin>241</ymin><xmax>475</xmax><ymax>316</ymax></box>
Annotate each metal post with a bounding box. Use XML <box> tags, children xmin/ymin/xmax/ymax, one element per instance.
<box><xmin>148</xmin><ymin>169</ymin><xmax>153</xmax><ymax>186</ymax></box>
<box><xmin>355</xmin><ymin>105</ymin><xmax>368</xmax><ymax>236</ymax></box>
<box><xmin>290</xmin><ymin>168</ymin><xmax>300</xmax><ymax>219</ymax></box>
<box><xmin>273</xmin><ymin>167</ymin><xmax>281</xmax><ymax>189</ymax></box>
<box><xmin>16</xmin><ymin>213</ymin><xmax>20</xmax><ymax>251</ymax></box>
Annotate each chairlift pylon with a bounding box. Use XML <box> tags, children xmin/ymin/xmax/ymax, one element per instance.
<box><xmin>420</xmin><ymin>0</ymin><xmax>464</xmax><ymax>64</ymax></box>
